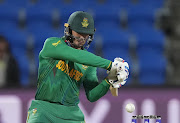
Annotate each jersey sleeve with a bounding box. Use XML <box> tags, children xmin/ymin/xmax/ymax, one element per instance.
<box><xmin>83</xmin><ymin>67</ymin><xmax>110</xmax><ymax>102</ymax></box>
<box><xmin>40</xmin><ymin>37</ymin><xmax>112</xmax><ymax>70</ymax></box>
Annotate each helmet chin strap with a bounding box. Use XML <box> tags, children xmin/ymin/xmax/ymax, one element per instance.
<box><xmin>83</xmin><ymin>41</ymin><xmax>90</xmax><ymax>50</ymax></box>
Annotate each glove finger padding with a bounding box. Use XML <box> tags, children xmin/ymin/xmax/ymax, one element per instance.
<box><xmin>114</xmin><ymin>57</ymin><xmax>124</xmax><ymax>63</ymax></box>
<box><xmin>113</xmin><ymin>81</ymin><xmax>126</xmax><ymax>88</ymax></box>
<box><xmin>116</xmin><ymin>61</ymin><xmax>129</xmax><ymax>81</ymax></box>
<box><xmin>107</xmin><ymin>57</ymin><xmax>124</xmax><ymax>76</ymax></box>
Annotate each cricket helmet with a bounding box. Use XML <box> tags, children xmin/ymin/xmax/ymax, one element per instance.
<box><xmin>67</xmin><ymin>11</ymin><xmax>95</xmax><ymax>35</ymax></box>
<box><xmin>64</xmin><ymin>11</ymin><xmax>95</xmax><ymax>48</ymax></box>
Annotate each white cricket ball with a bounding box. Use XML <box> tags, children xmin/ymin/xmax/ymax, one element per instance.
<box><xmin>125</xmin><ymin>103</ymin><xmax>135</xmax><ymax>113</ymax></box>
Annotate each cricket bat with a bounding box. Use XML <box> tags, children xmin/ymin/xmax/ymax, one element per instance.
<box><xmin>110</xmin><ymin>86</ymin><xmax>118</xmax><ymax>96</ymax></box>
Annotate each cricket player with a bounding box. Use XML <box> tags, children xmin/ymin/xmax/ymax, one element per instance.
<box><xmin>26</xmin><ymin>11</ymin><xmax>129</xmax><ymax>123</ymax></box>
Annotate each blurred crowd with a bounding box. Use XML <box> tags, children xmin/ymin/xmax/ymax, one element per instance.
<box><xmin>0</xmin><ymin>0</ymin><xmax>179</xmax><ymax>89</ymax></box>
<box><xmin>0</xmin><ymin>36</ymin><xmax>20</xmax><ymax>88</ymax></box>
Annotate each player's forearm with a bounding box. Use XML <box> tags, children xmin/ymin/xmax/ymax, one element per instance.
<box><xmin>41</xmin><ymin>38</ymin><xmax>112</xmax><ymax>70</ymax></box>
<box><xmin>86</xmin><ymin>79</ymin><xmax>110</xmax><ymax>102</ymax></box>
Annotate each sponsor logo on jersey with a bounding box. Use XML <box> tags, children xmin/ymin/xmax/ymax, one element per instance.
<box><xmin>81</xmin><ymin>18</ymin><xmax>89</xmax><ymax>28</ymax></box>
<box><xmin>56</xmin><ymin>60</ymin><xmax>83</xmax><ymax>81</ymax></box>
<box><xmin>52</xmin><ymin>40</ymin><xmax>61</xmax><ymax>47</ymax></box>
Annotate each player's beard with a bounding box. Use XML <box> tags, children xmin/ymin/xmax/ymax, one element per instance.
<box><xmin>71</xmin><ymin>40</ymin><xmax>85</xmax><ymax>49</ymax></box>
<box><xmin>70</xmin><ymin>43</ymin><xmax>82</xmax><ymax>49</ymax></box>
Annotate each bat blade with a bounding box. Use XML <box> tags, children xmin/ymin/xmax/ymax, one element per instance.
<box><xmin>110</xmin><ymin>86</ymin><xmax>118</xmax><ymax>96</ymax></box>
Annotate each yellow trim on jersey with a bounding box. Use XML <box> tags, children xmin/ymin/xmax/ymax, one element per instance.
<box><xmin>26</xmin><ymin>112</ymin><xmax>30</xmax><ymax>123</ymax></box>
<box><xmin>106</xmin><ymin>61</ymin><xmax>112</xmax><ymax>70</ymax></box>
<box><xmin>105</xmin><ymin>79</ymin><xmax>110</xmax><ymax>85</ymax></box>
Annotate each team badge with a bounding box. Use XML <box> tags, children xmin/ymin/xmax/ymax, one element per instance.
<box><xmin>82</xmin><ymin>65</ymin><xmax>88</xmax><ymax>70</ymax></box>
<box><xmin>52</xmin><ymin>40</ymin><xmax>61</xmax><ymax>47</ymax></box>
<box><xmin>32</xmin><ymin>108</ymin><xmax>37</xmax><ymax>115</ymax></box>
<box><xmin>81</xmin><ymin>18</ymin><xmax>89</xmax><ymax>28</ymax></box>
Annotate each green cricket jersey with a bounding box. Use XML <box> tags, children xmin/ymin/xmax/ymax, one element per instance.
<box><xmin>35</xmin><ymin>37</ymin><xmax>112</xmax><ymax>106</ymax></box>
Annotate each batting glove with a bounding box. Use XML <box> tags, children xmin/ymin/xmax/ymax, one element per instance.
<box><xmin>107</xmin><ymin>57</ymin><xmax>129</xmax><ymax>88</ymax></box>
